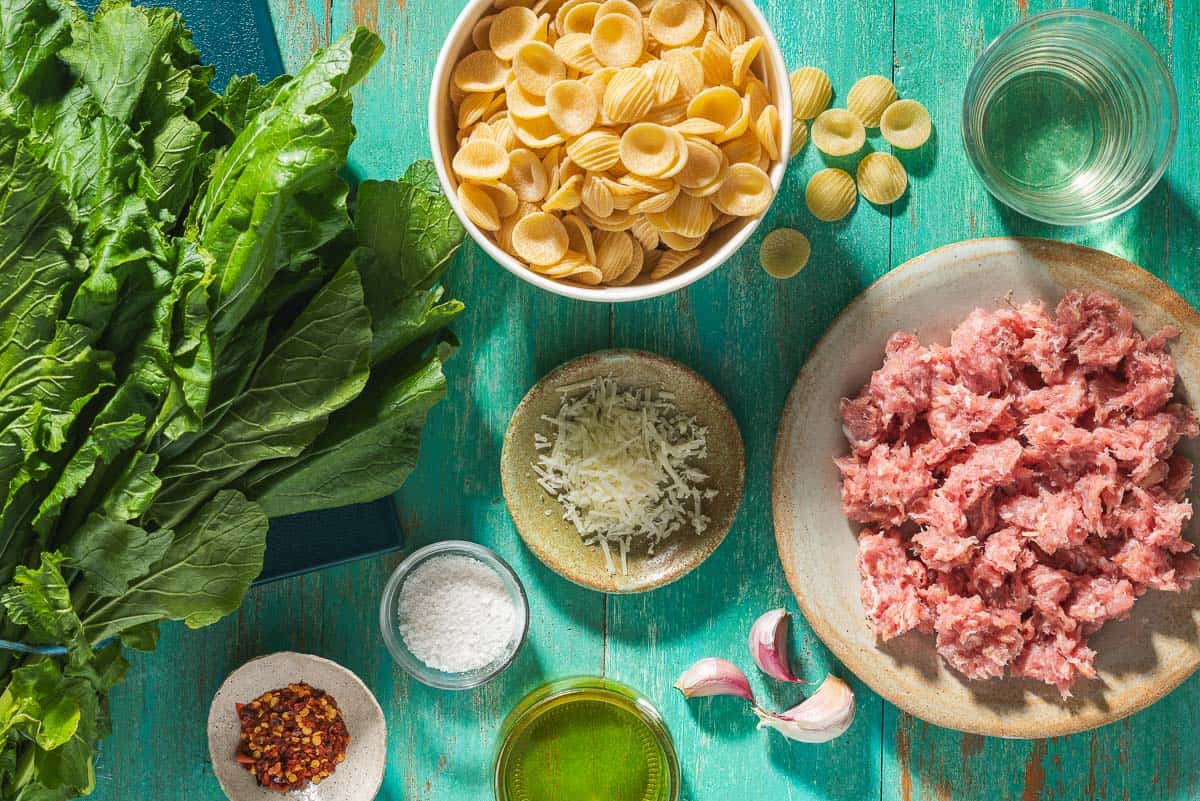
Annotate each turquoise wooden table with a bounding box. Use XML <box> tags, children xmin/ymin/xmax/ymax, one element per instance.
<box><xmin>91</xmin><ymin>1</ymin><xmax>1200</xmax><ymax>799</ymax></box>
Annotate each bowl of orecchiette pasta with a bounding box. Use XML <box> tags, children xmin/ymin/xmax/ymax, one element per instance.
<box><xmin>429</xmin><ymin>0</ymin><xmax>791</xmax><ymax>301</ymax></box>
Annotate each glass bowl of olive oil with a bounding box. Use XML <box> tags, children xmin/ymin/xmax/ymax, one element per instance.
<box><xmin>494</xmin><ymin>677</ymin><xmax>680</xmax><ymax>801</ymax></box>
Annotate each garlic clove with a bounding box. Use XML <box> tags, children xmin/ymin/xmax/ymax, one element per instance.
<box><xmin>748</xmin><ymin>608</ymin><xmax>803</xmax><ymax>683</ymax></box>
<box><xmin>673</xmin><ymin>657</ymin><xmax>755</xmax><ymax>702</ymax></box>
<box><xmin>753</xmin><ymin>674</ymin><xmax>856</xmax><ymax>743</ymax></box>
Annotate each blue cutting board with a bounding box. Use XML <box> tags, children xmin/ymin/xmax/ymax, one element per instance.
<box><xmin>77</xmin><ymin>0</ymin><xmax>405</xmax><ymax>582</ymax></box>
<box><xmin>80</xmin><ymin>0</ymin><xmax>284</xmax><ymax>87</ymax></box>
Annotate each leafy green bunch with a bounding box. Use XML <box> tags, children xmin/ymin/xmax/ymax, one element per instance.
<box><xmin>0</xmin><ymin>1</ymin><xmax>465</xmax><ymax>797</ymax></box>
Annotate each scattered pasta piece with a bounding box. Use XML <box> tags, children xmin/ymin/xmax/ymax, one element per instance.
<box><xmin>846</xmin><ymin>74</ymin><xmax>896</xmax><ymax>128</ymax></box>
<box><xmin>445</xmin><ymin>0</ymin><xmax>784</xmax><ymax>287</ymax></box>
<box><xmin>789</xmin><ymin>66</ymin><xmax>831</xmax><ymax>120</ymax></box>
<box><xmin>880</xmin><ymin>99</ymin><xmax>932</xmax><ymax>149</ymax></box>
<box><xmin>811</xmin><ymin>108</ymin><xmax>865</xmax><ymax>157</ymax></box>
<box><xmin>856</xmin><ymin>152</ymin><xmax>907</xmax><ymax>205</ymax></box>
<box><xmin>789</xmin><ymin>116</ymin><xmax>808</xmax><ymax>157</ymax></box>
<box><xmin>805</xmin><ymin>168</ymin><xmax>856</xmax><ymax>221</ymax></box>
<box><xmin>759</xmin><ymin>228</ymin><xmax>810</xmax><ymax>278</ymax></box>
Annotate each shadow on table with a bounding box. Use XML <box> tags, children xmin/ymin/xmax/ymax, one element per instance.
<box><xmin>989</xmin><ymin>179</ymin><xmax>1200</xmax><ymax>303</ymax></box>
<box><xmin>874</xmin><ymin>668</ymin><xmax>1200</xmax><ymax>801</ymax></box>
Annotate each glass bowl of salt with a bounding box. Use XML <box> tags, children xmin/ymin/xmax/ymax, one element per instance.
<box><xmin>380</xmin><ymin>540</ymin><xmax>530</xmax><ymax>690</ymax></box>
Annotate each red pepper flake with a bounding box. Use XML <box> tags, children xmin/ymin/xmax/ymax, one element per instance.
<box><xmin>235</xmin><ymin>682</ymin><xmax>351</xmax><ymax>792</ymax></box>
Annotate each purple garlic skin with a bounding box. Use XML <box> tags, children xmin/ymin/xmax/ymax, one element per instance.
<box><xmin>753</xmin><ymin>674</ymin><xmax>856</xmax><ymax>743</ymax></box>
<box><xmin>673</xmin><ymin>657</ymin><xmax>755</xmax><ymax>702</ymax></box>
<box><xmin>748</xmin><ymin>608</ymin><xmax>802</xmax><ymax>683</ymax></box>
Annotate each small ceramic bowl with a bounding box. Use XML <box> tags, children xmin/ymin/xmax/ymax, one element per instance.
<box><xmin>379</xmin><ymin>540</ymin><xmax>529</xmax><ymax>690</ymax></box>
<box><xmin>207</xmin><ymin>652</ymin><xmax>386</xmax><ymax>801</ymax></box>
<box><xmin>428</xmin><ymin>0</ymin><xmax>792</xmax><ymax>302</ymax></box>
<box><xmin>501</xmin><ymin>349</ymin><xmax>745</xmax><ymax>592</ymax></box>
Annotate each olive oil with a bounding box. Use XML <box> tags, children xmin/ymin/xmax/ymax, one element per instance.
<box><xmin>495</xmin><ymin>678</ymin><xmax>678</xmax><ymax>801</ymax></box>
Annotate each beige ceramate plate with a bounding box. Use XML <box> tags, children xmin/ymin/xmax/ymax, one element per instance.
<box><xmin>207</xmin><ymin>652</ymin><xmax>386</xmax><ymax>801</ymax></box>
<box><xmin>502</xmin><ymin>349</ymin><xmax>745</xmax><ymax>593</ymax></box>
<box><xmin>772</xmin><ymin>237</ymin><xmax>1200</xmax><ymax>738</ymax></box>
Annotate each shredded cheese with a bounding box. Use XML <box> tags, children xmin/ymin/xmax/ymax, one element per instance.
<box><xmin>532</xmin><ymin>376</ymin><xmax>718</xmax><ymax>574</ymax></box>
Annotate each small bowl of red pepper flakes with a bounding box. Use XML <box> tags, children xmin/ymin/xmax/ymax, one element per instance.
<box><xmin>208</xmin><ymin>652</ymin><xmax>386</xmax><ymax>801</ymax></box>
<box><xmin>235</xmin><ymin>682</ymin><xmax>351</xmax><ymax>792</ymax></box>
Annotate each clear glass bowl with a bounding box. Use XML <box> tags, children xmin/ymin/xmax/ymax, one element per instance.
<box><xmin>962</xmin><ymin>9</ymin><xmax>1177</xmax><ymax>225</ymax></box>
<box><xmin>379</xmin><ymin>540</ymin><xmax>529</xmax><ymax>690</ymax></box>
<box><xmin>493</xmin><ymin>677</ymin><xmax>681</xmax><ymax>801</ymax></box>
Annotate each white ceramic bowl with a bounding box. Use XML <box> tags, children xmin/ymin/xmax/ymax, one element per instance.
<box><xmin>429</xmin><ymin>0</ymin><xmax>792</xmax><ymax>302</ymax></box>
<box><xmin>207</xmin><ymin>652</ymin><xmax>386</xmax><ymax>801</ymax></box>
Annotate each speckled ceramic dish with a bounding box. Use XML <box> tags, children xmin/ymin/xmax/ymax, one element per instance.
<box><xmin>502</xmin><ymin>350</ymin><xmax>745</xmax><ymax>593</ymax></box>
<box><xmin>207</xmin><ymin>652</ymin><xmax>386</xmax><ymax>801</ymax></box>
<box><xmin>773</xmin><ymin>237</ymin><xmax>1200</xmax><ymax>738</ymax></box>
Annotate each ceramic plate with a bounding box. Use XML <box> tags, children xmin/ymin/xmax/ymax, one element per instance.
<box><xmin>773</xmin><ymin>238</ymin><xmax>1200</xmax><ymax>738</ymax></box>
<box><xmin>207</xmin><ymin>652</ymin><xmax>386</xmax><ymax>800</ymax></box>
<box><xmin>502</xmin><ymin>350</ymin><xmax>745</xmax><ymax>593</ymax></box>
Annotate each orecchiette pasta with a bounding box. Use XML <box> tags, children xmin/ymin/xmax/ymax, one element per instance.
<box><xmin>648</xmin><ymin>0</ymin><xmax>705</xmax><ymax>46</ymax></box>
<box><xmin>620</xmin><ymin>123</ymin><xmax>684</xmax><ymax>176</ymax></box>
<box><xmin>789</xmin><ymin>116</ymin><xmax>807</xmax><ymax>157</ymax></box>
<box><xmin>452</xmin><ymin>138</ymin><xmax>510</xmax><ymax>181</ymax></box>
<box><xmin>453</xmin><ymin>50</ymin><xmax>509</xmax><ymax>92</ymax></box>
<box><xmin>712</xmin><ymin>162</ymin><xmax>773</xmax><ymax>217</ymax></box>
<box><xmin>846</xmin><ymin>74</ymin><xmax>897</xmax><ymax>128</ymax></box>
<box><xmin>446</xmin><ymin>0</ymin><xmax>785</xmax><ymax>287</ymax></box>
<box><xmin>458</xmin><ymin>183</ymin><xmax>502</xmax><ymax>231</ymax></box>
<box><xmin>512</xmin><ymin>212</ymin><xmax>570</xmax><ymax>265</ymax></box>
<box><xmin>759</xmin><ymin>227</ymin><xmax>810</xmax><ymax>278</ymax></box>
<box><xmin>489</xmin><ymin>6</ymin><xmax>542</xmax><ymax>61</ymax></box>
<box><xmin>788</xmin><ymin>66</ymin><xmax>831</xmax><ymax>120</ymax></box>
<box><xmin>590</xmin><ymin>12</ymin><xmax>643</xmax><ymax>67</ymax></box>
<box><xmin>546</xmin><ymin>79</ymin><xmax>599</xmax><ymax>135</ymax></box>
<box><xmin>856</xmin><ymin>152</ymin><xmax>908</xmax><ymax>205</ymax></box>
<box><xmin>810</xmin><ymin>108</ymin><xmax>865</xmax><ymax>157</ymax></box>
<box><xmin>754</xmin><ymin>104</ymin><xmax>781</xmax><ymax>161</ymax></box>
<box><xmin>514</xmin><ymin>41</ymin><xmax>566</xmax><ymax>95</ymax></box>
<box><xmin>880</xmin><ymin>99</ymin><xmax>932</xmax><ymax>149</ymax></box>
<box><xmin>805</xmin><ymin>167</ymin><xmax>856</xmax><ymax>221</ymax></box>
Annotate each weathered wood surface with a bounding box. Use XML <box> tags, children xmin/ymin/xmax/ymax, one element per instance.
<box><xmin>92</xmin><ymin>0</ymin><xmax>1200</xmax><ymax>799</ymax></box>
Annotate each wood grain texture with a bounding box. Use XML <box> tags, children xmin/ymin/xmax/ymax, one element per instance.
<box><xmin>90</xmin><ymin>0</ymin><xmax>1200</xmax><ymax>800</ymax></box>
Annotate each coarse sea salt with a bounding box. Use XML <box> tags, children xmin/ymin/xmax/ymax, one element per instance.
<box><xmin>398</xmin><ymin>554</ymin><xmax>518</xmax><ymax>673</ymax></box>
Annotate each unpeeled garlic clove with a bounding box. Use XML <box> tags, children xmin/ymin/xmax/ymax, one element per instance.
<box><xmin>753</xmin><ymin>674</ymin><xmax>856</xmax><ymax>743</ymax></box>
<box><xmin>673</xmin><ymin>657</ymin><xmax>755</xmax><ymax>702</ymax></box>
<box><xmin>748</xmin><ymin>608</ymin><xmax>802</xmax><ymax>683</ymax></box>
